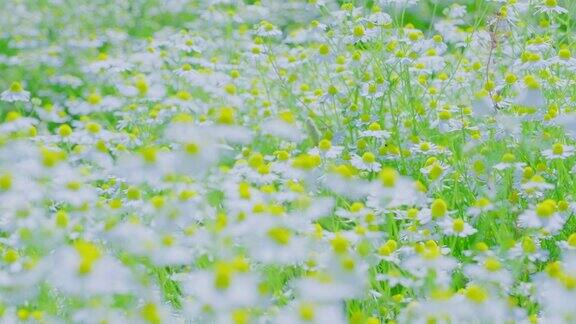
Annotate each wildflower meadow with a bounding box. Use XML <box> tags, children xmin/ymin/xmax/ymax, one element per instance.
<box><xmin>2</xmin><ymin>0</ymin><xmax>576</xmax><ymax>322</ymax></box>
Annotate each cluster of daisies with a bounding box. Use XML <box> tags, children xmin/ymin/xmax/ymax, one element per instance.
<box><xmin>1</xmin><ymin>0</ymin><xmax>576</xmax><ymax>322</ymax></box>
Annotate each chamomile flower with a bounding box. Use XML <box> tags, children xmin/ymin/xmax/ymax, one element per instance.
<box><xmin>493</xmin><ymin>153</ymin><xmax>526</xmax><ymax>171</ymax></box>
<box><xmin>351</xmin><ymin>152</ymin><xmax>381</xmax><ymax>172</ymax></box>
<box><xmin>261</xmin><ymin>110</ymin><xmax>305</xmax><ymax>142</ymax></box>
<box><xmin>0</xmin><ymin>112</ymin><xmax>38</xmax><ymax>135</ymax></box>
<box><xmin>558</xmin><ymin>233</ymin><xmax>576</xmax><ymax>252</ymax></box>
<box><xmin>542</xmin><ymin>143</ymin><xmax>575</xmax><ymax>159</ymax></box>
<box><xmin>551</xmin><ymin>47</ymin><xmax>576</xmax><ymax>70</ymax></box>
<box><xmin>173</xmin><ymin>34</ymin><xmax>206</xmax><ymax>53</ymax></box>
<box><xmin>535</xmin><ymin>258</ymin><xmax>576</xmax><ymax>322</ymax></box>
<box><xmin>369</xmin><ymin>168</ymin><xmax>427</xmax><ymax>209</ymax></box>
<box><xmin>536</xmin><ymin>0</ymin><xmax>568</xmax><ymax>14</ymax></box>
<box><xmin>254</xmin><ymin>20</ymin><xmax>282</xmax><ymax>37</ymax></box>
<box><xmin>364</xmin><ymin>12</ymin><xmax>392</xmax><ymax>26</ymax></box>
<box><xmin>467</xmin><ymin>197</ymin><xmax>495</xmax><ymax>217</ymax></box>
<box><xmin>67</xmin><ymin>93</ymin><xmax>122</xmax><ymax>115</ymax></box>
<box><xmin>520</xmin><ymin>174</ymin><xmax>554</xmax><ymax>195</ymax></box>
<box><xmin>237</xmin><ymin>217</ymin><xmax>308</xmax><ymax>264</ymax></box>
<box><xmin>309</xmin><ymin>139</ymin><xmax>343</xmax><ymax>159</ymax></box>
<box><xmin>275</xmin><ymin>301</ymin><xmax>346</xmax><ymax>324</ymax></box>
<box><xmin>323</xmin><ymin>165</ymin><xmax>372</xmax><ymax>199</ymax></box>
<box><xmin>346</xmin><ymin>24</ymin><xmax>379</xmax><ymax>43</ymax></box>
<box><xmin>509</xmin><ymin>236</ymin><xmax>549</xmax><ymax>262</ymax></box>
<box><xmin>471</xmin><ymin>90</ymin><xmax>494</xmax><ymax>118</ymax></box>
<box><xmin>464</xmin><ymin>256</ymin><xmax>513</xmax><ymax>288</ymax></box>
<box><xmin>514</xmin><ymin>75</ymin><xmax>546</xmax><ymax>108</ymax></box>
<box><xmin>420</xmin><ymin>158</ymin><xmax>450</xmax><ymax>183</ymax></box>
<box><xmin>402</xmin><ymin>240</ymin><xmax>457</xmax><ymax>284</ymax></box>
<box><xmin>108</xmin><ymin>223</ymin><xmax>192</xmax><ymax>265</ymax></box>
<box><xmin>49</xmin><ymin>242</ymin><xmax>133</xmax><ymax>295</ymax></box>
<box><xmin>83</xmin><ymin>53</ymin><xmax>131</xmax><ymax>73</ymax></box>
<box><xmin>177</xmin><ymin>264</ymin><xmax>260</xmax><ymax>313</ymax></box>
<box><xmin>518</xmin><ymin>199</ymin><xmax>568</xmax><ymax>234</ymax></box>
<box><xmin>439</xmin><ymin>217</ymin><xmax>477</xmax><ymax>237</ymax></box>
<box><xmin>360</xmin><ymin>81</ymin><xmax>385</xmax><ymax>99</ymax></box>
<box><xmin>410</xmin><ymin>141</ymin><xmax>442</xmax><ymax>155</ymax></box>
<box><xmin>1</xmin><ymin>82</ymin><xmax>31</xmax><ymax>102</ymax></box>
<box><xmin>360</xmin><ymin>122</ymin><xmax>390</xmax><ymax>139</ymax></box>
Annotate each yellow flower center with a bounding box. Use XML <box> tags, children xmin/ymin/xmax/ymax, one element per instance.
<box><xmin>379</xmin><ymin>167</ymin><xmax>397</xmax><ymax>187</ymax></box>
<box><xmin>184</xmin><ymin>142</ymin><xmax>200</xmax><ymax>155</ymax></box>
<box><xmin>431</xmin><ymin>199</ymin><xmax>447</xmax><ymax>218</ymax></box>
<box><xmin>279</xmin><ymin>110</ymin><xmax>295</xmax><ymax>124</ymax></box>
<box><xmin>87</xmin><ymin>93</ymin><xmax>102</xmax><ymax>105</ymax></box>
<box><xmin>267</xmin><ymin>227</ymin><xmax>291</xmax><ymax>245</ymax></box>
<box><xmin>140</xmin><ymin>147</ymin><xmax>157</xmax><ymax>164</ymax></box>
<box><xmin>475</xmin><ymin>197</ymin><xmax>491</xmax><ymax>208</ymax></box>
<box><xmin>429</xmin><ymin>163</ymin><xmax>444</xmax><ymax>180</ymax></box>
<box><xmin>501</xmin><ymin>153</ymin><xmax>515</xmax><ymax>163</ymax></box>
<box><xmin>465</xmin><ymin>285</ymin><xmax>488</xmax><ymax>304</ymax></box>
<box><xmin>362</xmin><ymin>152</ymin><xmax>376</xmax><ymax>164</ymax></box>
<box><xmin>318</xmin><ymin>139</ymin><xmax>332</xmax><ymax>151</ymax></box>
<box><xmin>484</xmin><ymin>258</ymin><xmax>501</xmax><ymax>272</ymax></box>
<box><xmin>75</xmin><ymin>241</ymin><xmax>102</xmax><ymax>275</ymax></box>
<box><xmin>58</xmin><ymin>124</ymin><xmax>73</xmax><ymax>137</ymax></box>
<box><xmin>331</xmin><ymin>234</ymin><xmax>349</xmax><ymax>254</ymax></box>
<box><xmin>299</xmin><ymin>303</ymin><xmax>315</xmax><ymax>321</ymax></box>
<box><xmin>523</xmin><ymin>75</ymin><xmax>540</xmax><ymax>89</ymax></box>
<box><xmin>217</xmin><ymin>107</ymin><xmax>235</xmax><ymax>124</ymax></box>
<box><xmin>536</xmin><ymin>200</ymin><xmax>556</xmax><ymax>218</ymax></box>
<box><xmin>292</xmin><ymin>154</ymin><xmax>321</xmax><ymax>170</ymax></box>
<box><xmin>568</xmin><ymin>233</ymin><xmax>576</xmax><ymax>247</ymax></box>
<box><xmin>552</xmin><ymin>143</ymin><xmax>564</xmax><ymax>155</ymax></box>
<box><xmin>0</xmin><ymin>173</ymin><xmax>12</xmax><ymax>191</ymax></box>
<box><xmin>522</xmin><ymin>237</ymin><xmax>537</xmax><ymax>253</ymax></box>
<box><xmin>318</xmin><ymin>44</ymin><xmax>330</xmax><ymax>56</ymax></box>
<box><xmin>176</xmin><ymin>90</ymin><xmax>192</xmax><ymax>101</ymax></box>
<box><xmin>214</xmin><ymin>263</ymin><xmax>233</xmax><ymax>290</ymax></box>
<box><xmin>559</xmin><ymin>48</ymin><xmax>572</xmax><ymax>60</ymax></box>
<box><xmin>9</xmin><ymin>82</ymin><xmax>23</xmax><ymax>93</ymax></box>
<box><xmin>452</xmin><ymin>219</ymin><xmax>465</xmax><ymax>232</ymax></box>
<box><xmin>368</xmin><ymin>122</ymin><xmax>381</xmax><ymax>131</ymax></box>
<box><xmin>135</xmin><ymin>78</ymin><xmax>149</xmax><ymax>96</ymax></box>
<box><xmin>353</xmin><ymin>25</ymin><xmax>365</xmax><ymax>37</ymax></box>
<box><xmin>439</xmin><ymin>110</ymin><xmax>451</xmax><ymax>120</ymax></box>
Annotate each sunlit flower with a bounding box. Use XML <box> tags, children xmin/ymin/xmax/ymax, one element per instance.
<box><xmin>1</xmin><ymin>82</ymin><xmax>30</xmax><ymax>102</ymax></box>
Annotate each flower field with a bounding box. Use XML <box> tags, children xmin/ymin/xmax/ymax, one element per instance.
<box><xmin>1</xmin><ymin>0</ymin><xmax>576</xmax><ymax>322</ymax></box>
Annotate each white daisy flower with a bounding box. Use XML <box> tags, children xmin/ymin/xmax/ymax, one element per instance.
<box><xmin>1</xmin><ymin>82</ymin><xmax>30</xmax><ymax>102</ymax></box>
<box><xmin>439</xmin><ymin>217</ymin><xmax>477</xmax><ymax>237</ymax></box>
